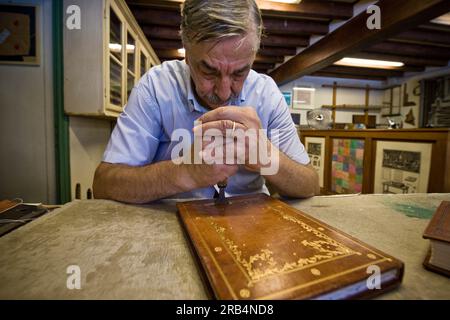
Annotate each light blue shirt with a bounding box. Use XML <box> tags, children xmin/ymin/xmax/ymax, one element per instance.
<box><xmin>103</xmin><ymin>60</ymin><xmax>310</xmax><ymax>199</ymax></box>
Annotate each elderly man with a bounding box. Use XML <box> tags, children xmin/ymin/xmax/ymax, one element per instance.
<box><xmin>93</xmin><ymin>0</ymin><xmax>319</xmax><ymax>203</ymax></box>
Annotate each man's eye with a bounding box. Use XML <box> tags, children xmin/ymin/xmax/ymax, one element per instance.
<box><xmin>202</xmin><ymin>70</ymin><xmax>216</xmax><ymax>77</ymax></box>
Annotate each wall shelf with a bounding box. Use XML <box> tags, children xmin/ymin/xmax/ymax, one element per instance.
<box><xmin>322</xmin><ymin>105</ymin><xmax>384</xmax><ymax>110</ymax></box>
<box><xmin>325</xmin><ymin>82</ymin><xmax>382</xmax><ymax>128</ymax></box>
<box><xmin>381</xmin><ymin>113</ymin><xmax>402</xmax><ymax>118</ymax></box>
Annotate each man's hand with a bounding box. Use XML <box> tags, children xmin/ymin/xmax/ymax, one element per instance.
<box><xmin>193</xmin><ymin>106</ymin><xmax>273</xmax><ymax>173</ymax></box>
<box><xmin>181</xmin><ymin>162</ymin><xmax>238</xmax><ymax>190</ymax></box>
<box><xmin>192</xmin><ymin>106</ymin><xmax>320</xmax><ymax>198</ymax></box>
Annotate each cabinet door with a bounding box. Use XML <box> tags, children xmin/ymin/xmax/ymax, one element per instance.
<box><xmin>107</xmin><ymin>2</ymin><xmax>126</xmax><ymax>113</ymax></box>
<box><xmin>126</xmin><ymin>28</ymin><xmax>138</xmax><ymax>102</ymax></box>
<box><xmin>139</xmin><ymin>47</ymin><xmax>149</xmax><ymax>79</ymax></box>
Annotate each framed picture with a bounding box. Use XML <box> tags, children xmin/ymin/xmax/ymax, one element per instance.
<box><xmin>331</xmin><ymin>139</ymin><xmax>365</xmax><ymax>194</ymax></box>
<box><xmin>290</xmin><ymin>112</ymin><xmax>301</xmax><ymax>127</ymax></box>
<box><xmin>282</xmin><ymin>91</ymin><xmax>292</xmax><ymax>108</ymax></box>
<box><xmin>305</xmin><ymin>137</ymin><xmax>325</xmax><ymax>188</ymax></box>
<box><xmin>0</xmin><ymin>4</ymin><xmax>39</xmax><ymax>65</ymax></box>
<box><xmin>293</xmin><ymin>87</ymin><xmax>315</xmax><ymax>110</ymax></box>
<box><xmin>373</xmin><ymin>141</ymin><xmax>432</xmax><ymax>194</ymax></box>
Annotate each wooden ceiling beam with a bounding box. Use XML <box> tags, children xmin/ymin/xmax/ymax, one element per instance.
<box><xmin>399</xmin><ymin>65</ymin><xmax>426</xmax><ymax>73</ymax></box>
<box><xmin>127</xmin><ymin>0</ymin><xmax>182</xmax><ymax>11</ymax></box>
<box><xmin>252</xmin><ymin>62</ymin><xmax>275</xmax><ymax>70</ymax></box>
<box><xmin>322</xmin><ymin>65</ymin><xmax>404</xmax><ymax>78</ymax></box>
<box><xmin>155</xmin><ymin>49</ymin><xmax>184</xmax><ymax>60</ymax></box>
<box><xmin>367</xmin><ymin>41</ymin><xmax>450</xmax><ymax>59</ymax></box>
<box><xmin>147</xmin><ymin>38</ymin><xmax>182</xmax><ymax>50</ymax></box>
<box><xmin>254</xmin><ymin>55</ymin><xmax>285</xmax><ymax>64</ymax></box>
<box><xmin>351</xmin><ymin>51</ymin><xmax>449</xmax><ymax>66</ymax></box>
<box><xmin>142</xmin><ymin>25</ymin><xmax>180</xmax><ymax>40</ymax></box>
<box><xmin>128</xmin><ymin>0</ymin><xmax>353</xmax><ymax>20</ymax></box>
<box><xmin>392</xmin><ymin>29</ymin><xmax>450</xmax><ymax>47</ymax></box>
<box><xmin>311</xmin><ymin>72</ymin><xmax>386</xmax><ymax>81</ymax></box>
<box><xmin>155</xmin><ymin>48</ymin><xmax>284</xmax><ymax>65</ymax></box>
<box><xmin>258</xmin><ymin>46</ymin><xmax>297</xmax><ymax>56</ymax></box>
<box><xmin>256</xmin><ymin>0</ymin><xmax>353</xmax><ymax>20</ymax></box>
<box><xmin>419</xmin><ymin>22</ymin><xmax>450</xmax><ymax>32</ymax></box>
<box><xmin>263</xmin><ymin>17</ymin><xmax>329</xmax><ymax>35</ymax></box>
<box><xmin>131</xmin><ymin>8</ymin><xmax>181</xmax><ymax>27</ymax></box>
<box><xmin>269</xmin><ymin>0</ymin><xmax>450</xmax><ymax>85</ymax></box>
<box><xmin>261</xmin><ymin>34</ymin><xmax>309</xmax><ymax>47</ymax></box>
<box><xmin>144</xmin><ymin>28</ymin><xmax>309</xmax><ymax>48</ymax></box>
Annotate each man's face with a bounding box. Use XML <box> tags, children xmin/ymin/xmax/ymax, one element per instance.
<box><xmin>185</xmin><ymin>34</ymin><xmax>257</xmax><ymax>109</ymax></box>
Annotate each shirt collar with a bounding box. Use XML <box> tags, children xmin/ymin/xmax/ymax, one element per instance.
<box><xmin>182</xmin><ymin>60</ymin><xmax>248</xmax><ymax>113</ymax></box>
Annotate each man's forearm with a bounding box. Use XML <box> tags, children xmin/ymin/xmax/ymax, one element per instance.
<box><xmin>264</xmin><ymin>149</ymin><xmax>320</xmax><ymax>198</ymax></box>
<box><xmin>93</xmin><ymin>160</ymin><xmax>194</xmax><ymax>203</ymax></box>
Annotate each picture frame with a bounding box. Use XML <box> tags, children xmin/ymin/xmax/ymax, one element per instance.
<box><xmin>293</xmin><ymin>87</ymin><xmax>315</xmax><ymax>110</ymax></box>
<box><xmin>290</xmin><ymin>112</ymin><xmax>301</xmax><ymax>127</ymax></box>
<box><xmin>331</xmin><ymin>138</ymin><xmax>365</xmax><ymax>194</ymax></box>
<box><xmin>373</xmin><ymin>141</ymin><xmax>432</xmax><ymax>194</ymax></box>
<box><xmin>304</xmin><ymin>137</ymin><xmax>325</xmax><ymax>188</ymax></box>
<box><xmin>0</xmin><ymin>4</ymin><xmax>40</xmax><ymax>65</ymax></box>
<box><xmin>282</xmin><ymin>91</ymin><xmax>292</xmax><ymax>108</ymax></box>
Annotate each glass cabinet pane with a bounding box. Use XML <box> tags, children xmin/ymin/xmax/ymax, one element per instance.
<box><xmin>127</xmin><ymin>32</ymin><xmax>136</xmax><ymax>73</ymax></box>
<box><xmin>127</xmin><ymin>73</ymin><xmax>134</xmax><ymax>98</ymax></box>
<box><xmin>110</xmin><ymin>58</ymin><xmax>122</xmax><ymax>106</ymax></box>
<box><xmin>109</xmin><ymin>9</ymin><xmax>122</xmax><ymax>61</ymax></box>
<box><xmin>127</xmin><ymin>32</ymin><xmax>136</xmax><ymax>98</ymax></box>
<box><xmin>140</xmin><ymin>51</ymin><xmax>147</xmax><ymax>77</ymax></box>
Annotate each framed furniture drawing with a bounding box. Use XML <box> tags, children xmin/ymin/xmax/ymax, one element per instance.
<box><xmin>293</xmin><ymin>87</ymin><xmax>315</xmax><ymax>110</ymax></box>
<box><xmin>331</xmin><ymin>138</ymin><xmax>365</xmax><ymax>194</ymax></box>
<box><xmin>305</xmin><ymin>137</ymin><xmax>325</xmax><ymax>188</ymax></box>
<box><xmin>0</xmin><ymin>4</ymin><xmax>39</xmax><ymax>65</ymax></box>
<box><xmin>282</xmin><ymin>91</ymin><xmax>292</xmax><ymax>108</ymax></box>
<box><xmin>374</xmin><ymin>141</ymin><xmax>432</xmax><ymax>194</ymax></box>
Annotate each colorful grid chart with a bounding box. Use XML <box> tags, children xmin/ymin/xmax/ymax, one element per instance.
<box><xmin>331</xmin><ymin>139</ymin><xmax>365</xmax><ymax>194</ymax></box>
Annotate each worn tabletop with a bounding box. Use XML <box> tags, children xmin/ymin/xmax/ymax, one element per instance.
<box><xmin>0</xmin><ymin>193</ymin><xmax>449</xmax><ymax>299</ymax></box>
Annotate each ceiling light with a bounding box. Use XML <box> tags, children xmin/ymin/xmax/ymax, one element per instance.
<box><xmin>432</xmin><ymin>13</ymin><xmax>450</xmax><ymax>26</ymax></box>
<box><xmin>294</xmin><ymin>87</ymin><xmax>315</xmax><ymax>92</ymax></box>
<box><xmin>334</xmin><ymin>57</ymin><xmax>404</xmax><ymax>69</ymax></box>
<box><xmin>268</xmin><ymin>0</ymin><xmax>302</xmax><ymax>4</ymax></box>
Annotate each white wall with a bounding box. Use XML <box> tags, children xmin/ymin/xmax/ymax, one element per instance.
<box><xmin>279</xmin><ymin>76</ymin><xmax>385</xmax><ymax>126</ymax></box>
<box><xmin>0</xmin><ymin>0</ymin><xmax>56</xmax><ymax>203</ymax></box>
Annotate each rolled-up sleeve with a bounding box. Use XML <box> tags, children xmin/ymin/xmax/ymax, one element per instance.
<box><xmin>102</xmin><ymin>75</ymin><xmax>162</xmax><ymax>166</ymax></box>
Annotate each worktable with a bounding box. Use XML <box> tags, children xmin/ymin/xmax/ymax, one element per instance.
<box><xmin>0</xmin><ymin>193</ymin><xmax>449</xmax><ymax>299</ymax></box>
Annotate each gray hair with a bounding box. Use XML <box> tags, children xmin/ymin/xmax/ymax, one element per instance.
<box><xmin>180</xmin><ymin>0</ymin><xmax>263</xmax><ymax>50</ymax></box>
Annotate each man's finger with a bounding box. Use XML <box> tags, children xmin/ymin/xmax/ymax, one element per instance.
<box><xmin>198</xmin><ymin>106</ymin><xmax>252</xmax><ymax>125</ymax></box>
<box><xmin>193</xmin><ymin>119</ymin><xmax>246</xmax><ymax>136</ymax></box>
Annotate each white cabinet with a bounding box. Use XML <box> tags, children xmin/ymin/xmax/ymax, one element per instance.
<box><xmin>63</xmin><ymin>0</ymin><xmax>159</xmax><ymax>118</ymax></box>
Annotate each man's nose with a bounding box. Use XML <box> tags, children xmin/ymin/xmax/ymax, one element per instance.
<box><xmin>215</xmin><ymin>77</ymin><xmax>232</xmax><ymax>103</ymax></box>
